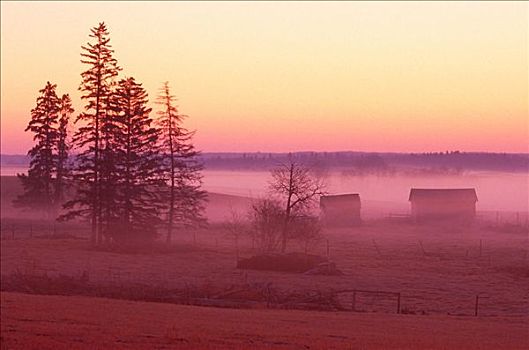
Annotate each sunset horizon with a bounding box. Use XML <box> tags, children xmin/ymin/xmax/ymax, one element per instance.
<box><xmin>1</xmin><ymin>1</ymin><xmax>527</xmax><ymax>154</ymax></box>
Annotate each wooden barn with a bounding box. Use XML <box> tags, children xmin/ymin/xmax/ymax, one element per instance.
<box><xmin>409</xmin><ymin>188</ymin><xmax>478</xmax><ymax>222</ymax></box>
<box><xmin>320</xmin><ymin>194</ymin><xmax>361</xmax><ymax>226</ymax></box>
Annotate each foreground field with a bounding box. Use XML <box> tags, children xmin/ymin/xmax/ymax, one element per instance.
<box><xmin>2</xmin><ymin>221</ymin><xmax>528</xmax><ymax>317</ymax></box>
<box><xmin>1</xmin><ymin>292</ymin><xmax>527</xmax><ymax>350</ymax></box>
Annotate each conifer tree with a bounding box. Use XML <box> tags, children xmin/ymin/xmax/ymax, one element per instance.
<box><xmin>112</xmin><ymin>77</ymin><xmax>163</xmax><ymax>241</ymax></box>
<box><xmin>55</xmin><ymin>94</ymin><xmax>74</xmax><ymax>205</ymax></box>
<box><xmin>14</xmin><ymin>82</ymin><xmax>60</xmax><ymax>216</ymax></box>
<box><xmin>156</xmin><ymin>82</ymin><xmax>206</xmax><ymax>243</ymax></box>
<box><xmin>62</xmin><ymin>22</ymin><xmax>120</xmax><ymax>245</ymax></box>
<box><xmin>97</xmin><ymin>83</ymin><xmax>122</xmax><ymax>240</ymax></box>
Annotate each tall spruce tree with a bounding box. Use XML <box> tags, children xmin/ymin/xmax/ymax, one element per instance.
<box><xmin>62</xmin><ymin>22</ymin><xmax>120</xmax><ymax>245</ymax></box>
<box><xmin>55</xmin><ymin>94</ymin><xmax>74</xmax><ymax>205</ymax></box>
<box><xmin>14</xmin><ymin>82</ymin><xmax>60</xmax><ymax>216</ymax></box>
<box><xmin>99</xmin><ymin>85</ymin><xmax>121</xmax><ymax>240</ymax></box>
<box><xmin>112</xmin><ymin>77</ymin><xmax>163</xmax><ymax>241</ymax></box>
<box><xmin>156</xmin><ymin>82</ymin><xmax>206</xmax><ymax>243</ymax></box>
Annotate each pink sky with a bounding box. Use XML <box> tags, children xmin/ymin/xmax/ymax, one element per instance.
<box><xmin>1</xmin><ymin>1</ymin><xmax>527</xmax><ymax>154</ymax></box>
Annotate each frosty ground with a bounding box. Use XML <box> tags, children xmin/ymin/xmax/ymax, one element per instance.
<box><xmin>1</xmin><ymin>176</ymin><xmax>528</xmax><ymax>349</ymax></box>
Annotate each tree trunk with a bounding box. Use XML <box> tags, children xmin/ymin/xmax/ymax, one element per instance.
<box><xmin>93</xmin><ymin>77</ymin><xmax>101</xmax><ymax>246</ymax></box>
<box><xmin>167</xmin><ymin>174</ymin><xmax>175</xmax><ymax>244</ymax></box>
<box><xmin>124</xmin><ymin>98</ymin><xmax>132</xmax><ymax>235</ymax></box>
<box><xmin>281</xmin><ymin>163</ymin><xmax>294</xmax><ymax>253</ymax></box>
<box><xmin>166</xmin><ymin>107</ymin><xmax>175</xmax><ymax>244</ymax></box>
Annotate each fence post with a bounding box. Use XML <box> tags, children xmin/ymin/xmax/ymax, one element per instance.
<box><xmin>397</xmin><ymin>293</ymin><xmax>401</xmax><ymax>314</ymax></box>
<box><xmin>475</xmin><ymin>295</ymin><xmax>479</xmax><ymax>316</ymax></box>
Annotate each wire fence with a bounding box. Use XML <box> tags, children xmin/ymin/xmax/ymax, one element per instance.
<box><xmin>0</xmin><ymin>220</ymin><xmax>90</xmax><ymax>240</ymax></box>
<box><xmin>2</xmin><ymin>267</ymin><xmax>523</xmax><ymax>317</ymax></box>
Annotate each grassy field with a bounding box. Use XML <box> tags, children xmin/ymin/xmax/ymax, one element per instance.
<box><xmin>1</xmin><ymin>292</ymin><xmax>528</xmax><ymax>350</ymax></box>
<box><xmin>1</xmin><ymin>222</ymin><xmax>527</xmax><ymax>317</ymax></box>
<box><xmin>1</xmin><ymin>175</ymin><xmax>528</xmax><ymax>348</ymax></box>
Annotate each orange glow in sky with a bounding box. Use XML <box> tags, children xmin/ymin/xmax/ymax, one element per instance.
<box><xmin>1</xmin><ymin>1</ymin><xmax>527</xmax><ymax>154</ymax></box>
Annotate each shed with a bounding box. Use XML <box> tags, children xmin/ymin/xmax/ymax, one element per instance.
<box><xmin>409</xmin><ymin>188</ymin><xmax>478</xmax><ymax>222</ymax></box>
<box><xmin>320</xmin><ymin>194</ymin><xmax>361</xmax><ymax>226</ymax></box>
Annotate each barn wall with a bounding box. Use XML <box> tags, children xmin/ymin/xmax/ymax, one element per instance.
<box><xmin>321</xmin><ymin>204</ymin><xmax>361</xmax><ymax>226</ymax></box>
<box><xmin>411</xmin><ymin>199</ymin><xmax>476</xmax><ymax>222</ymax></box>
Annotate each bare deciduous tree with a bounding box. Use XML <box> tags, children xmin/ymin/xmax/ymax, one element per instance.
<box><xmin>269</xmin><ymin>160</ymin><xmax>326</xmax><ymax>252</ymax></box>
<box><xmin>248</xmin><ymin>198</ymin><xmax>284</xmax><ymax>253</ymax></box>
<box><xmin>289</xmin><ymin>216</ymin><xmax>323</xmax><ymax>254</ymax></box>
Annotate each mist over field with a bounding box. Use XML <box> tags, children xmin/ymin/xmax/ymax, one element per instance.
<box><xmin>3</xmin><ymin>152</ymin><xmax>528</xmax><ymax>213</ymax></box>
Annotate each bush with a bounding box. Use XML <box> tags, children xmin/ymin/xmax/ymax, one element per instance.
<box><xmin>248</xmin><ymin>199</ymin><xmax>285</xmax><ymax>253</ymax></box>
<box><xmin>248</xmin><ymin>199</ymin><xmax>323</xmax><ymax>254</ymax></box>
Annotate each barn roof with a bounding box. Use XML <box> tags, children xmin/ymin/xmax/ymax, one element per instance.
<box><xmin>320</xmin><ymin>193</ymin><xmax>360</xmax><ymax>204</ymax></box>
<box><xmin>409</xmin><ymin>188</ymin><xmax>478</xmax><ymax>202</ymax></box>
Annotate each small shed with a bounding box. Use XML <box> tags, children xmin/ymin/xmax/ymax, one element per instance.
<box><xmin>320</xmin><ymin>194</ymin><xmax>361</xmax><ymax>226</ymax></box>
<box><xmin>409</xmin><ymin>188</ymin><xmax>478</xmax><ymax>222</ymax></box>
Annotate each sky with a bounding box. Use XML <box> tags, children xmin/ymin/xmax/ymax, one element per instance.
<box><xmin>1</xmin><ymin>1</ymin><xmax>528</xmax><ymax>154</ymax></box>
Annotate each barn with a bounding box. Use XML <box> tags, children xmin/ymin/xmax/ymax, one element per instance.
<box><xmin>320</xmin><ymin>194</ymin><xmax>361</xmax><ymax>226</ymax></box>
<box><xmin>408</xmin><ymin>188</ymin><xmax>478</xmax><ymax>222</ymax></box>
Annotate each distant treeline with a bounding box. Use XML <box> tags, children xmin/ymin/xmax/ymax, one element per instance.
<box><xmin>3</xmin><ymin>151</ymin><xmax>528</xmax><ymax>173</ymax></box>
<box><xmin>201</xmin><ymin>152</ymin><xmax>529</xmax><ymax>173</ymax></box>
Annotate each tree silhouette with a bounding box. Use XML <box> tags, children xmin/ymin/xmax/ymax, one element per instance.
<box><xmin>99</xmin><ymin>82</ymin><xmax>122</xmax><ymax>240</ymax></box>
<box><xmin>269</xmin><ymin>160</ymin><xmax>326</xmax><ymax>252</ymax></box>
<box><xmin>62</xmin><ymin>22</ymin><xmax>121</xmax><ymax>245</ymax></box>
<box><xmin>248</xmin><ymin>198</ymin><xmax>285</xmax><ymax>252</ymax></box>
<box><xmin>14</xmin><ymin>82</ymin><xmax>61</xmax><ymax>216</ymax></box>
<box><xmin>55</xmin><ymin>94</ymin><xmax>74</xmax><ymax>205</ymax></box>
<box><xmin>111</xmin><ymin>77</ymin><xmax>163</xmax><ymax>241</ymax></box>
<box><xmin>156</xmin><ymin>82</ymin><xmax>206</xmax><ymax>243</ymax></box>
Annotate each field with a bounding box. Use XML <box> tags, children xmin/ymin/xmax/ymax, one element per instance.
<box><xmin>2</xmin><ymin>292</ymin><xmax>528</xmax><ymax>350</ymax></box>
<box><xmin>1</xmin><ymin>175</ymin><xmax>528</xmax><ymax>348</ymax></box>
<box><xmin>2</xmin><ymin>221</ymin><xmax>528</xmax><ymax>314</ymax></box>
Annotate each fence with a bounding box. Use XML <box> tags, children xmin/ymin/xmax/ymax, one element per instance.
<box><xmin>0</xmin><ymin>220</ymin><xmax>90</xmax><ymax>240</ymax></box>
<box><xmin>0</xmin><ymin>266</ymin><xmax>507</xmax><ymax>318</ymax></box>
